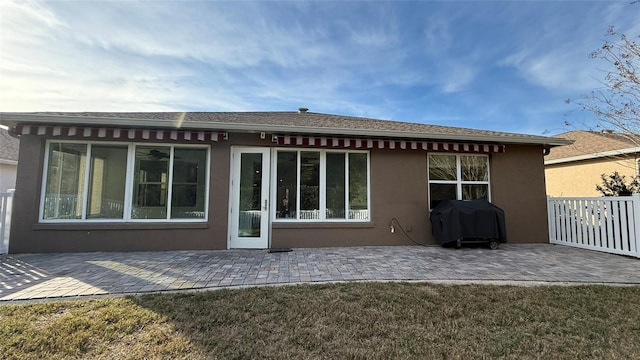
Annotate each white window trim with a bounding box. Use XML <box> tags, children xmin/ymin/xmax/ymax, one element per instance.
<box><xmin>271</xmin><ymin>148</ymin><xmax>371</xmax><ymax>222</ymax></box>
<box><xmin>40</xmin><ymin>139</ymin><xmax>210</xmax><ymax>223</ymax></box>
<box><xmin>427</xmin><ymin>153</ymin><xmax>491</xmax><ymax>209</ymax></box>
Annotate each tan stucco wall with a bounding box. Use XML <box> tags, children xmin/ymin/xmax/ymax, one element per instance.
<box><xmin>545</xmin><ymin>157</ymin><xmax>638</xmax><ymax>197</ymax></box>
<box><xmin>9</xmin><ymin>133</ymin><xmax>550</xmax><ymax>253</ymax></box>
<box><xmin>0</xmin><ymin>162</ymin><xmax>17</xmax><ymax>192</ymax></box>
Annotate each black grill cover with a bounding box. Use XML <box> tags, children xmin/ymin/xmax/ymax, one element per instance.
<box><xmin>430</xmin><ymin>200</ymin><xmax>507</xmax><ymax>246</ymax></box>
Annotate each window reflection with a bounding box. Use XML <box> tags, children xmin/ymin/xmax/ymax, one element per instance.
<box><xmin>132</xmin><ymin>146</ymin><xmax>170</xmax><ymax>219</ymax></box>
<box><xmin>276</xmin><ymin>151</ymin><xmax>297</xmax><ymax>219</ymax></box>
<box><xmin>274</xmin><ymin>150</ymin><xmax>369</xmax><ymax>221</ymax></box>
<box><xmin>87</xmin><ymin>146</ymin><xmax>127</xmax><ymax>219</ymax></box>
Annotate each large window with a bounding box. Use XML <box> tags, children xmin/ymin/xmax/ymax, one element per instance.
<box><xmin>88</xmin><ymin>145</ymin><xmax>128</xmax><ymax>219</ymax></box>
<box><xmin>275</xmin><ymin>150</ymin><xmax>369</xmax><ymax>221</ymax></box>
<box><xmin>428</xmin><ymin>154</ymin><xmax>490</xmax><ymax>209</ymax></box>
<box><xmin>41</xmin><ymin>141</ymin><xmax>209</xmax><ymax>222</ymax></box>
<box><xmin>43</xmin><ymin>143</ymin><xmax>88</xmax><ymax>220</ymax></box>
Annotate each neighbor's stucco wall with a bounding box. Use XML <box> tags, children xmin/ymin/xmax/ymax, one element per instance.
<box><xmin>545</xmin><ymin>156</ymin><xmax>638</xmax><ymax>197</ymax></box>
<box><xmin>8</xmin><ymin>133</ymin><xmax>550</xmax><ymax>252</ymax></box>
<box><xmin>0</xmin><ymin>162</ymin><xmax>17</xmax><ymax>192</ymax></box>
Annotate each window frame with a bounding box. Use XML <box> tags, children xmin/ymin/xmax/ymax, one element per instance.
<box><xmin>427</xmin><ymin>153</ymin><xmax>491</xmax><ymax>210</ymax></box>
<box><xmin>40</xmin><ymin>140</ymin><xmax>210</xmax><ymax>223</ymax></box>
<box><xmin>271</xmin><ymin>148</ymin><xmax>371</xmax><ymax>222</ymax></box>
<box><xmin>42</xmin><ymin>143</ymin><xmax>88</xmax><ymax>220</ymax></box>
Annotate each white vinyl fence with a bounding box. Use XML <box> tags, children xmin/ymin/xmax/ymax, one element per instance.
<box><xmin>548</xmin><ymin>194</ymin><xmax>640</xmax><ymax>258</ymax></box>
<box><xmin>0</xmin><ymin>190</ymin><xmax>14</xmax><ymax>254</ymax></box>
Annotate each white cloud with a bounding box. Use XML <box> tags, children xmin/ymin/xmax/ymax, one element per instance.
<box><xmin>423</xmin><ymin>16</ymin><xmax>453</xmax><ymax>55</ymax></box>
<box><xmin>2</xmin><ymin>0</ymin><xmax>67</xmax><ymax>30</ymax></box>
<box><xmin>0</xmin><ymin>0</ymin><xmax>430</xmax><ymax>113</ymax></box>
<box><xmin>440</xmin><ymin>64</ymin><xmax>475</xmax><ymax>93</ymax></box>
<box><xmin>501</xmin><ymin>47</ymin><xmax>601</xmax><ymax>92</ymax></box>
<box><xmin>342</xmin><ymin>8</ymin><xmax>399</xmax><ymax>49</ymax></box>
<box><xmin>416</xmin><ymin>15</ymin><xmax>480</xmax><ymax>93</ymax></box>
<box><xmin>499</xmin><ymin>2</ymin><xmax>640</xmax><ymax>94</ymax></box>
<box><xmin>0</xmin><ymin>0</ymin><xmax>638</xmax><ymax>136</ymax></box>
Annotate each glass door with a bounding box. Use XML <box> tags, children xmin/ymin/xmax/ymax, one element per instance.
<box><xmin>229</xmin><ymin>147</ymin><xmax>270</xmax><ymax>248</ymax></box>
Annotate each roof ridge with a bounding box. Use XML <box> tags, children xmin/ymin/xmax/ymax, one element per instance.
<box><xmin>2</xmin><ymin>110</ymin><xmax>523</xmax><ymax>131</ymax></box>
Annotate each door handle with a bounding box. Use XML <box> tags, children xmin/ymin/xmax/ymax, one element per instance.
<box><xmin>263</xmin><ymin>199</ymin><xmax>268</xmax><ymax>210</ymax></box>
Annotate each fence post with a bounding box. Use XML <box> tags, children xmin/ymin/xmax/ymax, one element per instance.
<box><xmin>0</xmin><ymin>190</ymin><xmax>14</xmax><ymax>254</ymax></box>
<box><xmin>632</xmin><ymin>193</ymin><xmax>640</xmax><ymax>258</ymax></box>
<box><xmin>547</xmin><ymin>196</ymin><xmax>554</xmax><ymax>243</ymax></box>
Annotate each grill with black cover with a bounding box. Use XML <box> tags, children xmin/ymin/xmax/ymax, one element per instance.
<box><xmin>430</xmin><ymin>199</ymin><xmax>507</xmax><ymax>249</ymax></box>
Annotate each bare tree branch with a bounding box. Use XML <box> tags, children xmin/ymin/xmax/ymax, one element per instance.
<box><xmin>570</xmin><ymin>27</ymin><xmax>640</xmax><ymax>144</ymax></box>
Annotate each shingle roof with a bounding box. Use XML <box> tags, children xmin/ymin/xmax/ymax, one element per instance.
<box><xmin>0</xmin><ymin>111</ymin><xmax>569</xmax><ymax>146</ymax></box>
<box><xmin>546</xmin><ymin>130</ymin><xmax>640</xmax><ymax>162</ymax></box>
<box><xmin>0</xmin><ymin>127</ymin><xmax>19</xmax><ymax>162</ymax></box>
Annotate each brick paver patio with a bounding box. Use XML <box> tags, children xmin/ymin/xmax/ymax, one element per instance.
<box><xmin>1</xmin><ymin>244</ymin><xmax>640</xmax><ymax>302</ymax></box>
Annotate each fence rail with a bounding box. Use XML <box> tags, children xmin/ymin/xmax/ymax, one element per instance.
<box><xmin>548</xmin><ymin>194</ymin><xmax>640</xmax><ymax>258</ymax></box>
<box><xmin>0</xmin><ymin>191</ymin><xmax>14</xmax><ymax>254</ymax></box>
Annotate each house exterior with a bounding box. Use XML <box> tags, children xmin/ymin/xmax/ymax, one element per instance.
<box><xmin>545</xmin><ymin>130</ymin><xmax>640</xmax><ymax>197</ymax></box>
<box><xmin>0</xmin><ymin>111</ymin><xmax>569</xmax><ymax>253</ymax></box>
<box><xmin>0</xmin><ymin>128</ymin><xmax>19</xmax><ymax>192</ymax></box>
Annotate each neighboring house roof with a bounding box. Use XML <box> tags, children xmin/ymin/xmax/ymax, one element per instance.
<box><xmin>0</xmin><ymin>111</ymin><xmax>570</xmax><ymax>146</ymax></box>
<box><xmin>0</xmin><ymin>127</ymin><xmax>19</xmax><ymax>164</ymax></box>
<box><xmin>545</xmin><ymin>130</ymin><xmax>640</xmax><ymax>165</ymax></box>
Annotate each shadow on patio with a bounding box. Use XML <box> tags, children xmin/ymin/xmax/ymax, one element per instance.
<box><xmin>2</xmin><ymin>244</ymin><xmax>640</xmax><ymax>302</ymax></box>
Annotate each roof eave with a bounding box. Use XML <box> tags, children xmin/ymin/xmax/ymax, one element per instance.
<box><xmin>0</xmin><ymin>113</ymin><xmax>570</xmax><ymax>147</ymax></box>
<box><xmin>544</xmin><ymin>147</ymin><xmax>640</xmax><ymax>165</ymax></box>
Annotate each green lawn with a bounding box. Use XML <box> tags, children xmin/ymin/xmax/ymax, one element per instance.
<box><xmin>2</xmin><ymin>283</ymin><xmax>640</xmax><ymax>359</ymax></box>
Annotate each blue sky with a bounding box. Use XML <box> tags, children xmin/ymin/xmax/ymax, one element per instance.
<box><xmin>1</xmin><ymin>1</ymin><xmax>639</xmax><ymax>136</ymax></box>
